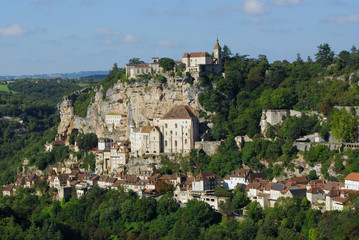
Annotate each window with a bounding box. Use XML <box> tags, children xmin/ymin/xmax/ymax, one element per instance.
<box><xmin>170</xmin><ymin>130</ymin><xmax>172</xmax><ymax>134</ymax></box>
<box><xmin>175</xmin><ymin>123</ymin><xmax>177</xmax><ymax>128</ymax></box>
<box><xmin>165</xmin><ymin>124</ymin><xmax>168</xmax><ymax>128</ymax></box>
<box><xmin>175</xmin><ymin>132</ymin><xmax>177</xmax><ymax>136</ymax></box>
<box><xmin>175</xmin><ymin>140</ymin><xmax>177</xmax><ymax>147</ymax></box>
<box><xmin>185</xmin><ymin>139</ymin><xmax>187</xmax><ymax>144</ymax></box>
<box><xmin>165</xmin><ymin>141</ymin><xmax>167</xmax><ymax>147</ymax></box>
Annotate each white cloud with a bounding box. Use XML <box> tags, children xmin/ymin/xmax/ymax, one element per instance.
<box><xmin>270</xmin><ymin>0</ymin><xmax>301</xmax><ymax>6</ymax></box>
<box><xmin>102</xmin><ymin>39</ymin><xmax>113</xmax><ymax>45</ymax></box>
<box><xmin>158</xmin><ymin>39</ymin><xmax>178</xmax><ymax>48</ymax></box>
<box><xmin>0</xmin><ymin>24</ymin><xmax>28</xmax><ymax>37</ymax></box>
<box><xmin>123</xmin><ymin>34</ymin><xmax>138</xmax><ymax>43</ymax></box>
<box><xmin>95</xmin><ymin>27</ymin><xmax>120</xmax><ymax>36</ymax></box>
<box><xmin>328</xmin><ymin>13</ymin><xmax>359</xmax><ymax>24</ymax></box>
<box><xmin>242</xmin><ymin>0</ymin><xmax>270</xmax><ymax>15</ymax></box>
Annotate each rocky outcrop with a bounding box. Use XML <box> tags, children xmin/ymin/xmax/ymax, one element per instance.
<box><xmin>57</xmin><ymin>79</ymin><xmax>202</xmax><ymax>143</ymax></box>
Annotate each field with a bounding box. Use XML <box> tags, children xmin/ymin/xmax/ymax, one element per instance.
<box><xmin>0</xmin><ymin>84</ymin><xmax>10</xmax><ymax>92</ymax></box>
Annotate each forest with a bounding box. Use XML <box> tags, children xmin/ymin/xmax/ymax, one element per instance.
<box><xmin>1</xmin><ymin>185</ymin><xmax>359</xmax><ymax>240</ymax></box>
<box><xmin>0</xmin><ymin>79</ymin><xmax>88</xmax><ymax>185</ymax></box>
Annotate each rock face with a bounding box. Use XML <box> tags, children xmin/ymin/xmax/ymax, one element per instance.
<box><xmin>57</xmin><ymin>79</ymin><xmax>202</xmax><ymax>143</ymax></box>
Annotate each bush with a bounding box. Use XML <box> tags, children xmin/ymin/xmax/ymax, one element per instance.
<box><xmin>73</xmin><ymin>90</ymin><xmax>95</xmax><ymax>118</ymax></box>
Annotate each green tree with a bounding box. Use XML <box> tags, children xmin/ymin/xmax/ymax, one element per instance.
<box><xmin>78</xmin><ymin>133</ymin><xmax>98</xmax><ymax>150</ymax></box>
<box><xmin>159</xmin><ymin>58</ymin><xmax>175</xmax><ymax>72</ymax></box>
<box><xmin>232</xmin><ymin>187</ymin><xmax>250</xmax><ymax>209</ymax></box>
<box><xmin>128</xmin><ymin>58</ymin><xmax>145</xmax><ymax>64</ymax></box>
<box><xmin>331</xmin><ymin>108</ymin><xmax>358</xmax><ymax>142</ymax></box>
<box><xmin>315</xmin><ymin>43</ymin><xmax>335</xmax><ymax>66</ymax></box>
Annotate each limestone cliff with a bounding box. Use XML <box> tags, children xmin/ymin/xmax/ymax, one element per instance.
<box><xmin>57</xmin><ymin>79</ymin><xmax>202</xmax><ymax>143</ymax></box>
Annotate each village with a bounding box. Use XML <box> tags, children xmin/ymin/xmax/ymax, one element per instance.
<box><xmin>3</xmin><ymin>39</ymin><xmax>359</xmax><ymax>216</ymax></box>
<box><xmin>3</xmin><ymin>102</ymin><xmax>359</xmax><ymax>214</ymax></box>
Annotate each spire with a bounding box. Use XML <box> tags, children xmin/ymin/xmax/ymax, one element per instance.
<box><xmin>213</xmin><ymin>38</ymin><xmax>221</xmax><ymax>50</ymax></box>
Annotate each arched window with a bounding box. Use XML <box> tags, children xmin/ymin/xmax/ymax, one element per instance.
<box><xmin>165</xmin><ymin>141</ymin><xmax>167</xmax><ymax>147</ymax></box>
<box><xmin>175</xmin><ymin>140</ymin><xmax>177</xmax><ymax>147</ymax></box>
<box><xmin>175</xmin><ymin>123</ymin><xmax>178</xmax><ymax>128</ymax></box>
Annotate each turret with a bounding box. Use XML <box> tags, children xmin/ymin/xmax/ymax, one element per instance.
<box><xmin>213</xmin><ymin>38</ymin><xmax>221</xmax><ymax>65</ymax></box>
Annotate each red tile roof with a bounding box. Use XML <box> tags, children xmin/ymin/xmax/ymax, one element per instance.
<box><xmin>345</xmin><ymin>172</ymin><xmax>359</xmax><ymax>181</ymax></box>
<box><xmin>162</xmin><ymin>105</ymin><xmax>196</xmax><ymax>119</ymax></box>
<box><xmin>195</xmin><ymin>172</ymin><xmax>220</xmax><ymax>181</ymax></box>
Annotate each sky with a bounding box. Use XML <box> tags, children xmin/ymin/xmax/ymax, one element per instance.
<box><xmin>0</xmin><ymin>0</ymin><xmax>358</xmax><ymax>76</ymax></box>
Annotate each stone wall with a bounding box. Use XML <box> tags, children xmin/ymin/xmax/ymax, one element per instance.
<box><xmin>195</xmin><ymin>141</ymin><xmax>222</xmax><ymax>155</ymax></box>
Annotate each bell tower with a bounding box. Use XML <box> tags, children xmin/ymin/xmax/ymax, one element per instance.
<box><xmin>213</xmin><ymin>38</ymin><xmax>221</xmax><ymax>65</ymax></box>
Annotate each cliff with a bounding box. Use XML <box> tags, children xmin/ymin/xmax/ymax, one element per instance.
<box><xmin>57</xmin><ymin>79</ymin><xmax>202</xmax><ymax>143</ymax></box>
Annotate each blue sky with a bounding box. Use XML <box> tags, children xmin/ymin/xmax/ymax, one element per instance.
<box><xmin>0</xmin><ymin>0</ymin><xmax>358</xmax><ymax>75</ymax></box>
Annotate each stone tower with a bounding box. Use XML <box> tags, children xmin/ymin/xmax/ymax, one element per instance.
<box><xmin>213</xmin><ymin>38</ymin><xmax>221</xmax><ymax>65</ymax></box>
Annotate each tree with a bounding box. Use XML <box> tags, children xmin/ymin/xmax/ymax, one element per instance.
<box><xmin>157</xmin><ymin>194</ymin><xmax>179</xmax><ymax>216</ymax></box>
<box><xmin>315</xmin><ymin>43</ymin><xmax>334</xmax><ymax>66</ymax></box>
<box><xmin>78</xmin><ymin>133</ymin><xmax>98</xmax><ymax>151</ymax></box>
<box><xmin>178</xmin><ymin>63</ymin><xmax>186</xmax><ymax>72</ymax></box>
<box><xmin>128</xmin><ymin>58</ymin><xmax>145</xmax><ymax>64</ymax></box>
<box><xmin>307</xmin><ymin>170</ymin><xmax>318</xmax><ymax>181</ymax></box>
<box><xmin>219</xmin><ymin>200</ymin><xmax>236</xmax><ymax>217</ymax></box>
<box><xmin>331</xmin><ymin>108</ymin><xmax>358</xmax><ymax>142</ymax></box>
<box><xmin>159</xmin><ymin>58</ymin><xmax>175</xmax><ymax>72</ymax></box>
<box><xmin>232</xmin><ymin>187</ymin><xmax>250</xmax><ymax>209</ymax></box>
<box><xmin>245</xmin><ymin>201</ymin><xmax>263</xmax><ymax>221</ymax></box>
<box><xmin>156</xmin><ymin>180</ymin><xmax>173</xmax><ymax>194</ymax></box>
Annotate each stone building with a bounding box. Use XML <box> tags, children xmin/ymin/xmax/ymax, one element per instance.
<box><xmin>125</xmin><ymin>39</ymin><xmax>222</xmax><ymax>79</ymax></box>
<box><xmin>192</xmin><ymin>172</ymin><xmax>222</xmax><ymax>192</ymax></box>
<box><xmin>105</xmin><ymin>112</ymin><xmax>127</xmax><ymax>127</ymax></box>
<box><xmin>182</xmin><ymin>38</ymin><xmax>222</xmax><ymax>74</ymax></box>
<box><xmin>130</xmin><ymin>105</ymin><xmax>199</xmax><ymax>155</ymax></box>
<box><xmin>130</xmin><ymin>125</ymin><xmax>161</xmax><ymax>156</ymax></box>
<box><xmin>157</xmin><ymin>105</ymin><xmax>199</xmax><ymax>154</ymax></box>
<box><xmin>125</xmin><ymin>57</ymin><xmax>164</xmax><ymax>79</ymax></box>
<box><xmin>108</xmin><ymin>142</ymin><xmax>129</xmax><ymax>171</ymax></box>
<box><xmin>345</xmin><ymin>172</ymin><xmax>359</xmax><ymax>190</ymax></box>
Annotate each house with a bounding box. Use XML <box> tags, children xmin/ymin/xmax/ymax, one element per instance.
<box><xmin>105</xmin><ymin>112</ymin><xmax>127</xmax><ymax>127</ymax></box>
<box><xmin>345</xmin><ymin>172</ymin><xmax>359</xmax><ymax>190</ymax></box>
<box><xmin>108</xmin><ymin>142</ymin><xmax>129</xmax><ymax>171</ymax></box>
<box><xmin>159</xmin><ymin>173</ymin><xmax>185</xmax><ymax>186</ymax></box>
<box><xmin>83</xmin><ymin>173</ymin><xmax>99</xmax><ymax>186</ymax></box>
<box><xmin>223</xmin><ymin>168</ymin><xmax>252</xmax><ymax>189</ymax></box>
<box><xmin>199</xmin><ymin>191</ymin><xmax>229</xmax><ymax>210</ymax></box>
<box><xmin>53</xmin><ymin>174</ymin><xmax>69</xmax><ymax>189</ymax></box>
<box><xmin>75</xmin><ymin>183</ymin><xmax>88</xmax><ymax>198</ymax></box>
<box><xmin>306</xmin><ymin>187</ymin><xmax>325</xmax><ymax>204</ymax></box>
<box><xmin>130</xmin><ymin>125</ymin><xmax>161</xmax><ymax>156</ymax></box>
<box><xmin>26</xmin><ymin>173</ymin><xmax>40</xmax><ymax>188</ymax></box>
<box><xmin>2</xmin><ymin>184</ymin><xmax>16</xmax><ymax>196</ymax></box>
<box><xmin>58</xmin><ymin>186</ymin><xmax>72</xmax><ymax>201</ymax></box>
<box><xmin>192</xmin><ymin>172</ymin><xmax>221</xmax><ymax>192</ymax></box>
<box><xmin>125</xmin><ymin>57</ymin><xmax>168</xmax><ymax>79</ymax></box>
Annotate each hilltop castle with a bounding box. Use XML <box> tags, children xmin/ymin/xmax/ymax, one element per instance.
<box><xmin>125</xmin><ymin>39</ymin><xmax>222</xmax><ymax>79</ymax></box>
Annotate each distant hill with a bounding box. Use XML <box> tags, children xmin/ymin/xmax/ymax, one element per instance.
<box><xmin>0</xmin><ymin>70</ymin><xmax>109</xmax><ymax>81</ymax></box>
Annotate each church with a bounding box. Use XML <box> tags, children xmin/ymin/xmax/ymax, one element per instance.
<box><xmin>130</xmin><ymin>105</ymin><xmax>199</xmax><ymax>156</ymax></box>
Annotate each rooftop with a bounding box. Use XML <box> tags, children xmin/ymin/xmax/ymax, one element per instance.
<box><xmin>162</xmin><ymin>105</ymin><xmax>196</xmax><ymax>120</ymax></box>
